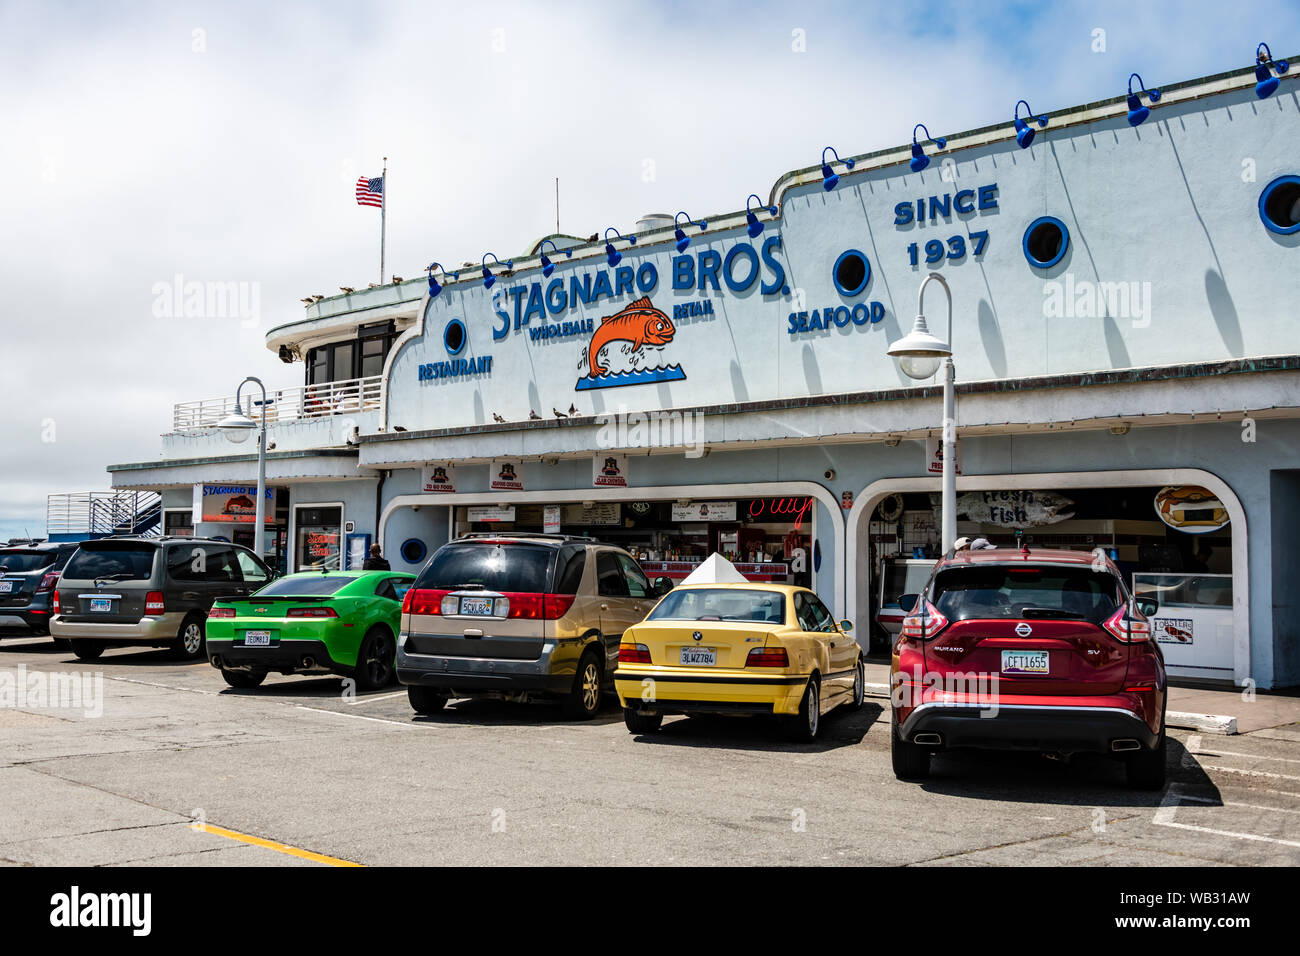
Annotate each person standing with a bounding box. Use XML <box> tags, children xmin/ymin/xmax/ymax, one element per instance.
<box><xmin>362</xmin><ymin>544</ymin><xmax>390</xmax><ymax>571</ymax></box>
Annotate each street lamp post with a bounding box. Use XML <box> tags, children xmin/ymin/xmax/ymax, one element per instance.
<box><xmin>216</xmin><ymin>377</ymin><xmax>268</xmax><ymax>558</ymax></box>
<box><xmin>887</xmin><ymin>273</ymin><xmax>957</xmax><ymax>553</ymax></box>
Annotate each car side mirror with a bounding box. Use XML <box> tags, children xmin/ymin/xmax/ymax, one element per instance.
<box><xmin>653</xmin><ymin>576</ymin><xmax>674</xmax><ymax>596</ymax></box>
<box><xmin>1136</xmin><ymin>597</ymin><xmax>1159</xmax><ymax>617</ymax></box>
<box><xmin>898</xmin><ymin>593</ymin><xmax>919</xmax><ymax>614</ymax></box>
<box><xmin>838</xmin><ymin>619</ymin><xmax>853</xmax><ymax>633</ymax></box>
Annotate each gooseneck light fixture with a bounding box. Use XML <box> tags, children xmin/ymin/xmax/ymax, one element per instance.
<box><xmin>886</xmin><ymin>272</ymin><xmax>957</xmax><ymax>551</ymax></box>
<box><xmin>603</xmin><ymin>228</ymin><xmax>636</xmax><ymax>267</ymax></box>
<box><xmin>538</xmin><ymin>239</ymin><xmax>561</xmax><ymax>278</ymax></box>
<box><xmin>1125</xmin><ymin>74</ymin><xmax>1161</xmax><ymax>127</ymax></box>
<box><xmin>673</xmin><ymin>212</ymin><xmax>708</xmax><ymax>252</ymax></box>
<box><xmin>425</xmin><ymin>261</ymin><xmax>456</xmax><ymax>298</ymax></box>
<box><xmin>216</xmin><ymin>376</ymin><xmax>268</xmax><ymax>557</ymax></box>
<box><xmin>1013</xmin><ymin>100</ymin><xmax>1049</xmax><ymax>148</ymax></box>
<box><xmin>481</xmin><ymin>253</ymin><xmax>510</xmax><ymax>290</ymax></box>
<box><xmin>745</xmin><ymin>194</ymin><xmax>778</xmax><ymax>238</ymax></box>
<box><xmin>909</xmin><ymin>124</ymin><xmax>947</xmax><ymax>173</ymax></box>
<box><xmin>820</xmin><ymin>146</ymin><xmax>855</xmax><ymax>191</ymax></box>
<box><xmin>1255</xmin><ymin>42</ymin><xmax>1290</xmax><ymax>99</ymax></box>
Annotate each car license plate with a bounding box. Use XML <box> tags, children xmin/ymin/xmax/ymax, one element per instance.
<box><xmin>680</xmin><ymin>646</ymin><xmax>716</xmax><ymax>666</ymax></box>
<box><xmin>243</xmin><ymin>631</ymin><xmax>271</xmax><ymax>646</ymax></box>
<box><xmin>459</xmin><ymin>596</ymin><xmax>494</xmax><ymax>616</ymax></box>
<box><xmin>1002</xmin><ymin>650</ymin><xmax>1049</xmax><ymax>675</ymax></box>
<box><xmin>0</xmin><ymin>582</ymin><xmax>12</xmax><ymax>594</ymax></box>
<box><xmin>89</xmin><ymin>598</ymin><xmax>113</xmax><ymax>613</ymax></box>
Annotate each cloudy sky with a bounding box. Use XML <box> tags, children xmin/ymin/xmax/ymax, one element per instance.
<box><xmin>2</xmin><ymin>0</ymin><xmax>1297</xmax><ymax>534</ymax></box>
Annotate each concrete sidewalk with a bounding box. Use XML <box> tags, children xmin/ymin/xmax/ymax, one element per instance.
<box><xmin>861</xmin><ymin>660</ymin><xmax>1300</xmax><ymax>735</ymax></box>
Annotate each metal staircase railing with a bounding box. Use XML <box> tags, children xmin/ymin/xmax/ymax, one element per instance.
<box><xmin>46</xmin><ymin>491</ymin><xmax>164</xmax><ymax>539</ymax></box>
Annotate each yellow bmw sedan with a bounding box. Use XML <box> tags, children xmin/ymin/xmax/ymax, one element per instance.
<box><xmin>613</xmin><ymin>583</ymin><xmax>865</xmax><ymax>741</ymax></box>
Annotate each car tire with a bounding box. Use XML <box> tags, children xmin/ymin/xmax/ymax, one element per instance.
<box><xmin>353</xmin><ymin>627</ymin><xmax>395</xmax><ymax>691</ymax></box>
<box><xmin>408</xmin><ymin>685</ymin><xmax>448</xmax><ymax>715</ymax></box>
<box><xmin>71</xmin><ymin>640</ymin><xmax>104</xmax><ymax>662</ymax></box>
<box><xmin>848</xmin><ymin>656</ymin><xmax>866</xmax><ymax>710</ymax></box>
<box><xmin>171</xmin><ymin>614</ymin><xmax>206</xmax><ymax>661</ymax></box>
<box><xmin>1125</xmin><ymin>727</ymin><xmax>1167</xmax><ymax>790</ymax></box>
<box><xmin>562</xmin><ymin>649</ymin><xmax>603</xmax><ymax>721</ymax></box>
<box><xmin>623</xmin><ymin>708</ymin><xmax>663</xmax><ymax>735</ymax></box>
<box><xmin>221</xmin><ymin>669</ymin><xmax>266</xmax><ymax>689</ymax></box>
<box><xmin>891</xmin><ymin>712</ymin><xmax>931</xmax><ymax>780</ymax></box>
<box><xmin>784</xmin><ymin>677</ymin><xmax>821</xmax><ymax>742</ymax></box>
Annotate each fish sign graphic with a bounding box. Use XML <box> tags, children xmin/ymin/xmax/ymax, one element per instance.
<box><xmin>576</xmin><ymin>297</ymin><xmax>686</xmax><ymax>391</ymax></box>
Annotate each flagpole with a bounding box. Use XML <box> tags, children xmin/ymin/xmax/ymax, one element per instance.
<box><xmin>379</xmin><ymin>157</ymin><xmax>387</xmax><ymax>284</ymax></box>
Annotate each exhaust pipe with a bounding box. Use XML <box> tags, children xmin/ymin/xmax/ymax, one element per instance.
<box><xmin>913</xmin><ymin>733</ymin><xmax>942</xmax><ymax>746</ymax></box>
<box><xmin>210</xmin><ymin>655</ymin><xmax>222</xmax><ymax>668</ymax></box>
<box><xmin>301</xmin><ymin>656</ymin><xmax>315</xmax><ymax>670</ymax></box>
<box><xmin>1111</xmin><ymin>738</ymin><xmax>1141</xmax><ymax>752</ymax></box>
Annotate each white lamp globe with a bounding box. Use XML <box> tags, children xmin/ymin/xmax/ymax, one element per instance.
<box><xmin>897</xmin><ymin>353</ymin><xmax>943</xmax><ymax>380</ymax></box>
<box><xmin>217</xmin><ymin>411</ymin><xmax>257</xmax><ymax>444</ymax></box>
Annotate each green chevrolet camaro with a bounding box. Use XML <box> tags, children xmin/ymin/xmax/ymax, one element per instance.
<box><xmin>205</xmin><ymin>570</ymin><xmax>415</xmax><ymax>690</ymax></box>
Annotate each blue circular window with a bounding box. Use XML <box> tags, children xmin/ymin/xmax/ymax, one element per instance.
<box><xmin>400</xmin><ymin>538</ymin><xmax>427</xmax><ymax>564</ymax></box>
<box><xmin>1022</xmin><ymin>216</ymin><xmax>1070</xmax><ymax>269</ymax></box>
<box><xmin>443</xmin><ymin>318</ymin><xmax>467</xmax><ymax>356</ymax></box>
<box><xmin>832</xmin><ymin>249</ymin><xmax>871</xmax><ymax>296</ymax></box>
<box><xmin>1259</xmin><ymin>175</ymin><xmax>1300</xmax><ymax>235</ymax></box>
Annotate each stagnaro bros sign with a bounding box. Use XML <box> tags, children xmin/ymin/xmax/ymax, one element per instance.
<box><xmin>194</xmin><ymin>484</ymin><xmax>277</xmax><ymax>524</ymax></box>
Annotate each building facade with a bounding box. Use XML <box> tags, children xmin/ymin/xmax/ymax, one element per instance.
<box><xmin>109</xmin><ymin>59</ymin><xmax>1300</xmax><ymax>688</ymax></box>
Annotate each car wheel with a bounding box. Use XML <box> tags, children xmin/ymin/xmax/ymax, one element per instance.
<box><xmin>848</xmin><ymin>656</ymin><xmax>866</xmax><ymax>710</ymax></box>
<box><xmin>891</xmin><ymin>711</ymin><xmax>931</xmax><ymax>780</ymax></box>
<box><xmin>623</xmin><ymin>707</ymin><xmax>663</xmax><ymax>735</ymax></box>
<box><xmin>562</xmin><ymin>649</ymin><xmax>603</xmax><ymax>720</ymax></box>
<box><xmin>1125</xmin><ymin>727</ymin><xmax>1167</xmax><ymax>790</ymax></box>
<box><xmin>784</xmin><ymin>677</ymin><xmax>821</xmax><ymax>742</ymax></box>
<box><xmin>408</xmin><ymin>685</ymin><xmax>448</xmax><ymax>715</ymax></box>
<box><xmin>72</xmin><ymin>640</ymin><xmax>104</xmax><ymax>662</ymax></box>
<box><xmin>353</xmin><ymin>627</ymin><xmax>395</xmax><ymax>691</ymax></box>
<box><xmin>221</xmin><ymin>669</ymin><xmax>266</xmax><ymax>689</ymax></box>
<box><xmin>171</xmin><ymin>615</ymin><xmax>206</xmax><ymax>661</ymax></box>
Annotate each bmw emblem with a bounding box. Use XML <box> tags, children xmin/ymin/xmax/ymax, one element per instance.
<box><xmin>692</xmin><ymin>631</ymin><xmax>703</xmax><ymax>642</ymax></box>
<box><xmin>1015</xmin><ymin>622</ymin><xmax>1033</xmax><ymax>637</ymax></box>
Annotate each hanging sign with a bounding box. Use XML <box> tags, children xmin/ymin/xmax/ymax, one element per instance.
<box><xmin>420</xmin><ymin>463</ymin><xmax>456</xmax><ymax>494</ymax></box>
<box><xmin>671</xmin><ymin>501</ymin><xmax>737</xmax><ymax>522</ymax></box>
<box><xmin>593</xmin><ymin>454</ymin><xmax>629</xmax><ymax>488</ymax></box>
<box><xmin>561</xmin><ymin>503</ymin><xmax>622</xmax><ymax>525</ymax></box>
<box><xmin>1154</xmin><ymin>486</ymin><xmax>1229</xmax><ymax>533</ymax></box>
<box><xmin>467</xmin><ymin>505</ymin><xmax>516</xmax><ymax>523</ymax></box>
<box><xmin>924</xmin><ymin>438</ymin><xmax>961</xmax><ymax>476</ymax></box>
<box><xmin>543</xmin><ymin>505</ymin><xmax>561</xmax><ymax>534</ymax></box>
<box><xmin>197</xmin><ymin>484</ymin><xmax>277</xmax><ymax>524</ymax></box>
<box><xmin>953</xmin><ymin>491</ymin><xmax>1076</xmax><ymax>528</ymax></box>
<box><xmin>490</xmin><ymin>459</ymin><xmax>525</xmax><ymax>492</ymax></box>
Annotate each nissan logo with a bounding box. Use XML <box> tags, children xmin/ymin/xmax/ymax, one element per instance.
<box><xmin>1015</xmin><ymin>622</ymin><xmax>1033</xmax><ymax>637</ymax></box>
<box><xmin>692</xmin><ymin>631</ymin><xmax>703</xmax><ymax>642</ymax></box>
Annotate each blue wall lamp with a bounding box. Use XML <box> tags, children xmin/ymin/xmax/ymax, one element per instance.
<box><xmin>1125</xmin><ymin>74</ymin><xmax>1161</xmax><ymax>126</ymax></box>
<box><xmin>425</xmin><ymin>261</ymin><xmax>457</xmax><ymax>298</ymax></box>
<box><xmin>674</xmin><ymin>212</ymin><xmax>708</xmax><ymax>252</ymax></box>
<box><xmin>537</xmin><ymin>238</ymin><xmax>571</xmax><ymax>278</ymax></box>
<box><xmin>603</xmin><ymin>228</ymin><xmax>636</xmax><ymax>267</ymax></box>
<box><xmin>745</xmin><ymin>194</ymin><xmax>778</xmax><ymax>238</ymax></box>
<box><xmin>821</xmin><ymin>146</ymin><xmax>855</xmax><ymax>191</ymax></box>
<box><xmin>1255</xmin><ymin>42</ymin><xmax>1290</xmax><ymax>99</ymax></box>
<box><xmin>481</xmin><ymin>253</ymin><xmax>511</xmax><ymax>290</ymax></box>
<box><xmin>909</xmin><ymin>124</ymin><xmax>946</xmax><ymax>172</ymax></box>
<box><xmin>1013</xmin><ymin>100</ymin><xmax>1049</xmax><ymax>148</ymax></box>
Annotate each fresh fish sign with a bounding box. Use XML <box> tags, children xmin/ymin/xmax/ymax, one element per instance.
<box><xmin>576</xmin><ymin>297</ymin><xmax>685</xmax><ymax>391</ymax></box>
<box><xmin>932</xmin><ymin>490</ymin><xmax>1075</xmax><ymax>528</ymax></box>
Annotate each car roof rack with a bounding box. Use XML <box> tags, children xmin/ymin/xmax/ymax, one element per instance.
<box><xmin>455</xmin><ymin>532</ymin><xmax>598</xmax><ymax>543</ymax></box>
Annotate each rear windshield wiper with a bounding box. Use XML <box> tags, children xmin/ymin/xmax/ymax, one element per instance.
<box><xmin>93</xmin><ymin>573</ymin><xmax>135</xmax><ymax>584</ymax></box>
<box><xmin>1020</xmin><ymin>606</ymin><xmax>1087</xmax><ymax>620</ymax></box>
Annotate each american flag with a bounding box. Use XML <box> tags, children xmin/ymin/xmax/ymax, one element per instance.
<box><xmin>355</xmin><ymin>175</ymin><xmax>383</xmax><ymax>208</ymax></box>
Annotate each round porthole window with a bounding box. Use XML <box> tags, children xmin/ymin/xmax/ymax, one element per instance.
<box><xmin>400</xmin><ymin>538</ymin><xmax>427</xmax><ymax>564</ymax></box>
<box><xmin>1259</xmin><ymin>175</ymin><xmax>1300</xmax><ymax>235</ymax></box>
<box><xmin>443</xmin><ymin>318</ymin><xmax>467</xmax><ymax>356</ymax></box>
<box><xmin>1022</xmin><ymin>216</ymin><xmax>1070</xmax><ymax>269</ymax></box>
<box><xmin>832</xmin><ymin>249</ymin><xmax>871</xmax><ymax>296</ymax></box>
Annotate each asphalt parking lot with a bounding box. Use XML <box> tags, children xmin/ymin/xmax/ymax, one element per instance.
<box><xmin>1</xmin><ymin>636</ymin><xmax>1297</xmax><ymax>867</ymax></box>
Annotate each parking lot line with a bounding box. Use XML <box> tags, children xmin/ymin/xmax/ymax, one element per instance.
<box><xmin>346</xmin><ymin>691</ymin><xmax>406</xmax><ymax>706</ymax></box>
<box><xmin>1152</xmin><ymin>786</ymin><xmax>1300</xmax><ymax>849</ymax></box>
<box><xmin>294</xmin><ymin>704</ymin><xmax>415</xmax><ymax>727</ymax></box>
<box><xmin>1200</xmin><ymin>765</ymin><xmax>1300</xmax><ymax>783</ymax></box>
<box><xmin>194</xmin><ymin>823</ymin><xmax>362</xmax><ymax>866</ymax></box>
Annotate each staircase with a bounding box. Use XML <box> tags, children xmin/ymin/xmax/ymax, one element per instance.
<box><xmin>46</xmin><ymin>491</ymin><xmax>163</xmax><ymax>541</ymax></box>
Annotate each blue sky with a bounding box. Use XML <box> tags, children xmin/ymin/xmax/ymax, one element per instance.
<box><xmin>1</xmin><ymin>0</ymin><xmax>1297</xmax><ymax>533</ymax></box>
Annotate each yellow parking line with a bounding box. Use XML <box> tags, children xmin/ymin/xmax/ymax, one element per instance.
<box><xmin>195</xmin><ymin>823</ymin><xmax>363</xmax><ymax>867</ymax></box>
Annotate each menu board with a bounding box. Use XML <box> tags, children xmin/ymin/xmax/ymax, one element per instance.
<box><xmin>670</xmin><ymin>501</ymin><xmax>737</xmax><ymax>522</ymax></box>
<box><xmin>561</xmin><ymin>502</ymin><xmax>622</xmax><ymax>525</ymax></box>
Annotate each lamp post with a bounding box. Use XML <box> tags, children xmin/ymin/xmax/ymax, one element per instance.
<box><xmin>887</xmin><ymin>273</ymin><xmax>957</xmax><ymax>553</ymax></box>
<box><xmin>217</xmin><ymin>377</ymin><xmax>268</xmax><ymax>558</ymax></box>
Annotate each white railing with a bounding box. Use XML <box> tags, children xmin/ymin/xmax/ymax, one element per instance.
<box><xmin>172</xmin><ymin>375</ymin><xmax>383</xmax><ymax>431</ymax></box>
<box><xmin>47</xmin><ymin>491</ymin><xmax>163</xmax><ymax>537</ymax></box>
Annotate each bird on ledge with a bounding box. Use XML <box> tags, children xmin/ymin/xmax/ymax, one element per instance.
<box><xmin>528</xmin><ymin>410</ymin><xmax>542</xmax><ymax>420</ymax></box>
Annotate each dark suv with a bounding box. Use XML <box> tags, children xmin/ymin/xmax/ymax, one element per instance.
<box><xmin>890</xmin><ymin>546</ymin><xmax>1166</xmax><ymax>789</ymax></box>
<box><xmin>50</xmin><ymin>537</ymin><xmax>276</xmax><ymax>662</ymax></box>
<box><xmin>0</xmin><ymin>542</ymin><xmax>80</xmax><ymax>640</ymax></box>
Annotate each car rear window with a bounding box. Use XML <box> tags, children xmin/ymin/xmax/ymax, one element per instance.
<box><xmin>254</xmin><ymin>575</ymin><xmax>357</xmax><ymax>597</ymax></box>
<box><xmin>933</xmin><ymin>565</ymin><xmax>1120</xmax><ymax>624</ymax></box>
<box><xmin>62</xmin><ymin>545</ymin><xmax>156</xmax><ymax>581</ymax></box>
<box><xmin>648</xmin><ymin>588</ymin><xmax>786</xmax><ymax>624</ymax></box>
<box><xmin>414</xmin><ymin>543</ymin><xmax>555</xmax><ymax>593</ymax></box>
<box><xmin>0</xmin><ymin>551</ymin><xmax>57</xmax><ymax>573</ymax></box>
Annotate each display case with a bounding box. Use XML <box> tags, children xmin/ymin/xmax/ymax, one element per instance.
<box><xmin>1131</xmin><ymin>572</ymin><xmax>1234</xmax><ymax>677</ymax></box>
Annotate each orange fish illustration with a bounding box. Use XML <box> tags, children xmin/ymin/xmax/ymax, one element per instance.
<box><xmin>586</xmin><ymin>297</ymin><xmax>674</xmax><ymax>379</ymax></box>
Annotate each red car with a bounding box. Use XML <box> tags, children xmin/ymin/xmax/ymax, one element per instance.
<box><xmin>890</xmin><ymin>547</ymin><xmax>1166</xmax><ymax>789</ymax></box>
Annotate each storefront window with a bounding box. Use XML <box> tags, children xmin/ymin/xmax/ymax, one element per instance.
<box><xmin>295</xmin><ymin>506</ymin><xmax>342</xmax><ymax>570</ymax></box>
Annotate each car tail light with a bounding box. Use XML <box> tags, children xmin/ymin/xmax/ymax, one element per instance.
<box><xmin>1103</xmin><ymin>606</ymin><xmax>1151</xmax><ymax>643</ymax></box>
<box><xmin>619</xmin><ymin>643</ymin><xmax>652</xmax><ymax>664</ymax></box>
<box><xmin>285</xmin><ymin>606</ymin><xmax>337</xmax><ymax>618</ymax></box>
<box><xmin>36</xmin><ymin>572</ymin><xmax>59</xmax><ymax>593</ymax></box>
<box><xmin>440</xmin><ymin>594</ymin><xmax>460</xmax><ymax>616</ymax></box>
<box><xmin>403</xmin><ymin>589</ymin><xmax>449</xmax><ymax>615</ymax></box>
<box><xmin>52</xmin><ymin>590</ymin><xmax>61</xmax><ymax>614</ymax></box>
<box><xmin>900</xmin><ymin>600</ymin><xmax>949</xmax><ymax>640</ymax></box>
<box><xmin>544</xmin><ymin>593</ymin><xmax>576</xmax><ymax>619</ymax></box>
<box><xmin>746</xmin><ymin>646</ymin><xmax>790</xmax><ymax>667</ymax></box>
<box><xmin>503</xmin><ymin>592</ymin><xmax>575</xmax><ymax>620</ymax></box>
<box><xmin>208</xmin><ymin>606</ymin><xmax>236</xmax><ymax>619</ymax></box>
<box><xmin>145</xmin><ymin>591</ymin><xmax>165</xmax><ymax>615</ymax></box>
